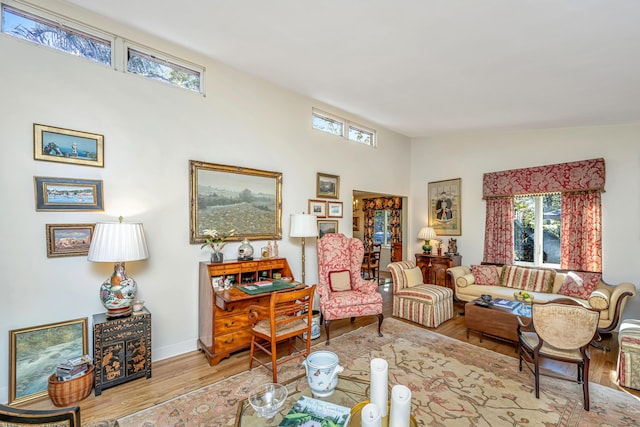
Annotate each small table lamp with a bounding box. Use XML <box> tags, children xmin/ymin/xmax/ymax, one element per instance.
<box><xmin>290</xmin><ymin>214</ymin><xmax>317</xmax><ymax>284</ymax></box>
<box><xmin>417</xmin><ymin>227</ymin><xmax>436</xmax><ymax>253</ymax></box>
<box><xmin>88</xmin><ymin>218</ymin><xmax>149</xmax><ymax>318</ymax></box>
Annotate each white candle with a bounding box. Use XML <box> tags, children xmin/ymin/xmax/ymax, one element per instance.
<box><xmin>361</xmin><ymin>403</ymin><xmax>382</xmax><ymax>427</ymax></box>
<box><xmin>370</xmin><ymin>358</ymin><xmax>388</xmax><ymax>417</ymax></box>
<box><xmin>389</xmin><ymin>384</ymin><xmax>412</xmax><ymax>427</ymax></box>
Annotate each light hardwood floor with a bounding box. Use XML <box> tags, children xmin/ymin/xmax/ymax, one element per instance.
<box><xmin>21</xmin><ymin>279</ymin><xmax>639</xmax><ymax>424</ymax></box>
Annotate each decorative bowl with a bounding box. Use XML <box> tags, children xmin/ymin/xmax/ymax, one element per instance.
<box><xmin>248</xmin><ymin>383</ymin><xmax>288</xmax><ymax>418</ymax></box>
<box><xmin>132</xmin><ymin>300</ymin><xmax>145</xmax><ymax>312</ymax></box>
<box><xmin>480</xmin><ymin>294</ymin><xmax>492</xmax><ymax>303</ymax></box>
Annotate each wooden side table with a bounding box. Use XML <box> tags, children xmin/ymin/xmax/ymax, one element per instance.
<box><xmin>414</xmin><ymin>253</ymin><xmax>462</xmax><ymax>289</ymax></box>
<box><xmin>93</xmin><ymin>307</ymin><xmax>152</xmax><ymax>396</ymax></box>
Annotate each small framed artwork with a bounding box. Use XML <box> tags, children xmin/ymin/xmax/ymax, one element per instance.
<box><xmin>327</xmin><ymin>201</ymin><xmax>343</xmax><ymax>218</ymax></box>
<box><xmin>353</xmin><ymin>216</ymin><xmax>360</xmax><ymax>231</ymax></box>
<box><xmin>46</xmin><ymin>224</ymin><xmax>95</xmax><ymax>258</ymax></box>
<box><xmin>428</xmin><ymin>178</ymin><xmax>462</xmax><ymax>236</ymax></box>
<box><xmin>316</xmin><ymin>172</ymin><xmax>340</xmax><ymax>199</ymax></box>
<box><xmin>308</xmin><ymin>199</ymin><xmax>327</xmax><ymax>217</ymax></box>
<box><xmin>9</xmin><ymin>318</ymin><xmax>88</xmax><ymax>404</ymax></box>
<box><xmin>34</xmin><ymin>123</ymin><xmax>104</xmax><ymax>167</ymax></box>
<box><xmin>34</xmin><ymin>176</ymin><xmax>104</xmax><ymax>211</ymax></box>
<box><xmin>317</xmin><ymin>219</ymin><xmax>338</xmax><ymax>238</ymax></box>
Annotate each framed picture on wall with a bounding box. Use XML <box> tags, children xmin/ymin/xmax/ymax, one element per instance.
<box><xmin>316</xmin><ymin>172</ymin><xmax>339</xmax><ymax>199</ymax></box>
<box><xmin>317</xmin><ymin>219</ymin><xmax>338</xmax><ymax>238</ymax></box>
<box><xmin>9</xmin><ymin>318</ymin><xmax>88</xmax><ymax>404</ymax></box>
<box><xmin>34</xmin><ymin>123</ymin><xmax>104</xmax><ymax>167</ymax></box>
<box><xmin>308</xmin><ymin>199</ymin><xmax>327</xmax><ymax>217</ymax></box>
<box><xmin>46</xmin><ymin>223</ymin><xmax>95</xmax><ymax>258</ymax></box>
<box><xmin>428</xmin><ymin>178</ymin><xmax>461</xmax><ymax>236</ymax></box>
<box><xmin>34</xmin><ymin>176</ymin><xmax>104</xmax><ymax>211</ymax></box>
<box><xmin>189</xmin><ymin>160</ymin><xmax>282</xmax><ymax>243</ymax></box>
<box><xmin>327</xmin><ymin>201</ymin><xmax>343</xmax><ymax>218</ymax></box>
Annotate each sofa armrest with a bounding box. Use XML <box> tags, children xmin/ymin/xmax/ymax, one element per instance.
<box><xmin>352</xmin><ymin>275</ymin><xmax>378</xmax><ymax>294</ymax></box>
<box><xmin>447</xmin><ymin>266</ymin><xmax>472</xmax><ymax>287</ymax></box>
<box><xmin>595</xmin><ymin>281</ymin><xmax>636</xmax><ymax>333</ymax></box>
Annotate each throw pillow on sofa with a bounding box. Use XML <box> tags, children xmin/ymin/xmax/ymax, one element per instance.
<box><xmin>558</xmin><ymin>271</ymin><xmax>602</xmax><ymax>300</ymax></box>
<box><xmin>471</xmin><ymin>265</ymin><xmax>500</xmax><ymax>286</ymax></box>
<box><xmin>403</xmin><ymin>267</ymin><xmax>424</xmax><ymax>287</ymax></box>
<box><xmin>501</xmin><ymin>265</ymin><xmax>555</xmax><ymax>293</ymax></box>
<box><xmin>329</xmin><ymin>270</ymin><xmax>351</xmax><ymax>291</ymax></box>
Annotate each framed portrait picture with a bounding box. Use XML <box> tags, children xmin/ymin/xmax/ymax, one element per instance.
<box><xmin>189</xmin><ymin>160</ymin><xmax>282</xmax><ymax>243</ymax></box>
<box><xmin>317</xmin><ymin>219</ymin><xmax>338</xmax><ymax>238</ymax></box>
<box><xmin>34</xmin><ymin>123</ymin><xmax>104</xmax><ymax>167</ymax></box>
<box><xmin>34</xmin><ymin>176</ymin><xmax>104</xmax><ymax>211</ymax></box>
<box><xmin>316</xmin><ymin>172</ymin><xmax>339</xmax><ymax>199</ymax></box>
<box><xmin>9</xmin><ymin>318</ymin><xmax>88</xmax><ymax>404</ymax></box>
<box><xmin>308</xmin><ymin>199</ymin><xmax>327</xmax><ymax>218</ymax></box>
<box><xmin>327</xmin><ymin>201</ymin><xmax>343</xmax><ymax>218</ymax></box>
<box><xmin>428</xmin><ymin>178</ymin><xmax>461</xmax><ymax>236</ymax></box>
<box><xmin>46</xmin><ymin>224</ymin><xmax>95</xmax><ymax>258</ymax></box>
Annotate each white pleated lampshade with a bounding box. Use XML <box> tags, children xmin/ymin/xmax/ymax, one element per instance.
<box><xmin>290</xmin><ymin>214</ymin><xmax>318</xmax><ymax>238</ymax></box>
<box><xmin>417</xmin><ymin>227</ymin><xmax>437</xmax><ymax>241</ymax></box>
<box><xmin>88</xmin><ymin>222</ymin><xmax>149</xmax><ymax>262</ymax></box>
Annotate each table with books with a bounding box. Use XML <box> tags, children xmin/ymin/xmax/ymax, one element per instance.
<box><xmin>235</xmin><ymin>373</ymin><xmax>417</xmax><ymax>426</ymax></box>
<box><xmin>464</xmin><ymin>297</ymin><xmax>530</xmax><ymax>347</ymax></box>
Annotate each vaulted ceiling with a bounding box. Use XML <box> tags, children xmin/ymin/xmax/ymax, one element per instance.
<box><xmin>65</xmin><ymin>0</ymin><xmax>640</xmax><ymax>137</ymax></box>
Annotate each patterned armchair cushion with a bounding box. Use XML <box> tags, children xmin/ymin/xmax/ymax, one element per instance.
<box><xmin>558</xmin><ymin>271</ymin><xmax>602</xmax><ymax>300</ymax></box>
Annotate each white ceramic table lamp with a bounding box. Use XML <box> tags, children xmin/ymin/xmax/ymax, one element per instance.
<box><xmin>88</xmin><ymin>218</ymin><xmax>149</xmax><ymax>318</ymax></box>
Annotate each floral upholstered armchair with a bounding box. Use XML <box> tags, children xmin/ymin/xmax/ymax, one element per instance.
<box><xmin>316</xmin><ymin>233</ymin><xmax>384</xmax><ymax>344</ymax></box>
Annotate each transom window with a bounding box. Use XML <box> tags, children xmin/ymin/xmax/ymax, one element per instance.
<box><xmin>127</xmin><ymin>46</ymin><xmax>203</xmax><ymax>93</ymax></box>
<box><xmin>514</xmin><ymin>194</ymin><xmax>561</xmax><ymax>267</ymax></box>
<box><xmin>312</xmin><ymin>108</ymin><xmax>376</xmax><ymax>147</ymax></box>
<box><xmin>1</xmin><ymin>4</ymin><xmax>112</xmax><ymax>65</ymax></box>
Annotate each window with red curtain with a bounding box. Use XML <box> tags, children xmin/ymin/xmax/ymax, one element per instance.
<box><xmin>482</xmin><ymin>158</ymin><xmax>605</xmax><ymax>272</ymax></box>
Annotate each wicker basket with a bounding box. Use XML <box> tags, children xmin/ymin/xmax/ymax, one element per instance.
<box><xmin>48</xmin><ymin>365</ymin><xmax>94</xmax><ymax>407</ymax></box>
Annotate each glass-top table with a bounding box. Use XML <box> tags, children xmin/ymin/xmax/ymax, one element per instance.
<box><xmin>235</xmin><ymin>373</ymin><xmax>417</xmax><ymax>426</ymax></box>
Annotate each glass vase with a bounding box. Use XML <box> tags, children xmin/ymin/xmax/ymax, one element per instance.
<box><xmin>210</xmin><ymin>251</ymin><xmax>224</xmax><ymax>263</ymax></box>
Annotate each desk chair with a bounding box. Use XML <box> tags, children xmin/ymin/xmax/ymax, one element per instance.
<box><xmin>248</xmin><ymin>285</ymin><xmax>316</xmax><ymax>382</ymax></box>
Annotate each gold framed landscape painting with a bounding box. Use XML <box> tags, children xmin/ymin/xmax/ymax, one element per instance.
<box><xmin>9</xmin><ymin>318</ymin><xmax>88</xmax><ymax>404</ymax></box>
<box><xmin>428</xmin><ymin>178</ymin><xmax>461</xmax><ymax>236</ymax></box>
<box><xmin>46</xmin><ymin>224</ymin><xmax>95</xmax><ymax>257</ymax></box>
<box><xmin>189</xmin><ymin>160</ymin><xmax>283</xmax><ymax>243</ymax></box>
<box><xmin>316</xmin><ymin>172</ymin><xmax>339</xmax><ymax>199</ymax></box>
<box><xmin>34</xmin><ymin>123</ymin><xmax>104</xmax><ymax>167</ymax></box>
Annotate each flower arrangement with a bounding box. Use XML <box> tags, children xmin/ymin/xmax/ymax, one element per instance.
<box><xmin>201</xmin><ymin>228</ymin><xmax>236</xmax><ymax>253</ymax></box>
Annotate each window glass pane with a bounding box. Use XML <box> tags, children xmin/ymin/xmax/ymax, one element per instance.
<box><xmin>127</xmin><ymin>48</ymin><xmax>201</xmax><ymax>92</ymax></box>
<box><xmin>514</xmin><ymin>196</ymin><xmax>535</xmax><ymax>263</ymax></box>
<box><xmin>348</xmin><ymin>125</ymin><xmax>374</xmax><ymax>146</ymax></box>
<box><xmin>542</xmin><ymin>194</ymin><xmax>561</xmax><ymax>264</ymax></box>
<box><xmin>373</xmin><ymin>210</ymin><xmax>390</xmax><ymax>245</ymax></box>
<box><xmin>312</xmin><ymin>113</ymin><xmax>344</xmax><ymax>136</ymax></box>
<box><xmin>1</xmin><ymin>5</ymin><xmax>111</xmax><ymax>65</ymax></box>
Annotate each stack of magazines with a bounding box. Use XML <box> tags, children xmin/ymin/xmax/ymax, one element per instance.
<box><xmin>55</xmin><ymin>354</ymin><xmax>93</xmax><ymax>381</ymax></box>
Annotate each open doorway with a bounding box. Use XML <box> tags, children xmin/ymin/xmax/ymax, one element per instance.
<box><xmin>352</xmin><ymin>190</ymin><xmax>408</xmax><ymax>279</ymax></box>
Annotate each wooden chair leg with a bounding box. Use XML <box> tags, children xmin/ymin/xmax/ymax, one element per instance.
<box><xmin>249</xmin><ymin>336</ymin><xmax>256</xmax><ymax>370</ymax></box>
<box><xmin>583</xmin><ymin>359</ymin><xmax>590</xmax><ymax>411</ymax></box>
<box><xmin>534</xmin><ymin>354</ymin><xmax>541</xmax><ymax>399</ymax></box>
<box><xmin>271</xmin><ymin>339</ymin><xmax>278</xmax><ymax>383</ymax></box>
<box><xmin>377</xmin><ymin>313</ymin><xmax>384</xmax><ymax>337</ymax></box>
<box><xmin>325</xmin><ymin>319</ymin><xmax>332</xmax><ymax>345</ymax></box>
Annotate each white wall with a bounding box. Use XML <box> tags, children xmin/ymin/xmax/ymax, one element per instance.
<box><xmin>0</xmin><ymin>1</ymin><xmax>411</xmax><ymax>402</ymax></box>
<box><xmin>410</xmin><ymin>126</ymin><xmax>640</xmax><ymax>321</ymax></box>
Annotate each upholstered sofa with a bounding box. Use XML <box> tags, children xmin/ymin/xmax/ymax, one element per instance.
<box><xmin>448</xmin><ymin>264</ymin><xmax>636</xmax><ymax>334</ymax></box>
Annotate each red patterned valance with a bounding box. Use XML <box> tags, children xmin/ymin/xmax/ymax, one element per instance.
<box><xmin>483</xmin><ymin>158</ymin><xmax>605</xmax><ymax>199</ymax></box>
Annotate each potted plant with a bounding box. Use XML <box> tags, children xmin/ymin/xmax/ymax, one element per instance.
<box><xmin>201</xmin><ymin>228</ymin><xmax>236</xmax><ymax>263</ymax></box>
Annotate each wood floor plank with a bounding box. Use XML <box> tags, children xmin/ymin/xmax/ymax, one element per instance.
<box><xmin>18</xmin><ymin>279</ymin><xmax>639</xmax><ymax>424</ymax></box>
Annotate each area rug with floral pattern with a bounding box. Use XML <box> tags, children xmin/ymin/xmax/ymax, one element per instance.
<box><xmin>90</xmin><ymin>317</ymin><xmax>640</xmax><ymax>426</ymax></box>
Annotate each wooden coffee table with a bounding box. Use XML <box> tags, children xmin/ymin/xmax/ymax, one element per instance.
<box><xmin>465</xmin><ymin>300</ymin><xmax>529</xmax><ymax>346</ymax></box>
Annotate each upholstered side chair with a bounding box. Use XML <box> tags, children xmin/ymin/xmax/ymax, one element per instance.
<box><xmin>316</xmin><ymin>233</ymin><xmax>383</xmax><ymax>344</ymax></box>
<box><xmin>517</xmin><ymin>298</ymin><xmax>600</xmax><ymax>411</ymax></box>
